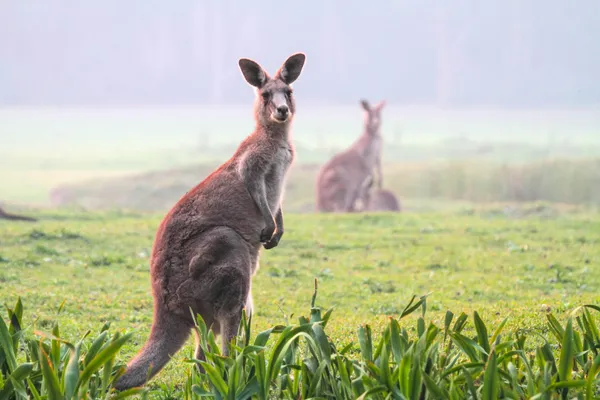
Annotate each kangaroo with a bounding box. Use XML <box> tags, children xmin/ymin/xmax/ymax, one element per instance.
<box><xmin>315</xmin><ymin>99</ymin><xmax>386</xmax><ymax>212</ymax></box>
<box><xmin>113</xmin><ymin>52</ymin><xmax>306</xmax><ymax>390</ymax></box>
<box><xmin>0</xmin><ymin>206</ymin><xmax>37</xmax><ymax>222</ymax></box>
<box><xmin>364</xmin><ymin>188</ymin><xmax>401</xmax><ymax>212</ymax></box>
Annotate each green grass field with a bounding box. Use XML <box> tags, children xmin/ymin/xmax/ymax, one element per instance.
<box><xmin>2</xmin><ymin>206</ymin><xmax>599</xmax><ymax>393</ymax></box>
<box><xmin>2</xmin><ymin>106</ymin><xmax>600</xmax><ymax>397</ymax></box>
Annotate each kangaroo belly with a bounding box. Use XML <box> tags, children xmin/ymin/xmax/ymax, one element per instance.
<box><xmin>158</xmin><ymin>226</ymin><xmax>256</xmax><ymax>319</ymax></box>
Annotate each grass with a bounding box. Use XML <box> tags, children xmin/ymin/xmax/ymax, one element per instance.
<box><xmin>5</xmin><ymin>282</ymin><xmax>600</xmax><ymax>398</ymax></box>
<box><xmin>1</xmin><ymin>206</ymin><xmax>600</xmax><ymax>396</ymax></box>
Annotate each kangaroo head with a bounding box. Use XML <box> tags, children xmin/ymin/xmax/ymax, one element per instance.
<box><xmin>238</xmin><ymin>53</ymin><xmax>306</xmax><ymax>126</ymax></box>
<box><xmin>360</xmin><ymin>99</ymin><xmax>386</xmax><ymax>136</ymax></box>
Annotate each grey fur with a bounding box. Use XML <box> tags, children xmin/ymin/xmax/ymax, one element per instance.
<box><xmin>113</xmin><ymin>52</ymin><xmax>306</xmax><ymax>390</ymax></box>
<box><xmin>315</xmin><ymin>99</ymin><xmax>386</xmax><ymax>212</ymax></box>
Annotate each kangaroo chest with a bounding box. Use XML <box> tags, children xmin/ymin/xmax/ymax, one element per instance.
<box><xmin>265</xmin><ymin>144</ymin><xmax>294</xmax><ymax>210</ymax></box>
<box><xmin>360</xmin><ymin>136</ymin><xmax>382</xmax><ymax>168</ymax></box>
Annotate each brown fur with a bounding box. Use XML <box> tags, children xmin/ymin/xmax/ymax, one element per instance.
<box><xmin>315</xmin><ymin>99</ymin><xmax>386</xmax><ymax>212</ymax></box>
<box><xmin>0</xmin><ymin>206</ymin><xmax>37</xmax><ymax>222</ymax></box>
<box><xmin>113</xmin><ymin>52</ymin><xmax>306</xmax><ymax>390</ymax></box>
<box><xmin>364</xmin><ymin>188</ymin><xmax>401</xmax><ymax>212</ymax></box>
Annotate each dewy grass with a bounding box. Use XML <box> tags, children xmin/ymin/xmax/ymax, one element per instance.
<box><xmin>1</xmin><ymin>210</ymin><xmax>600</xmax><ymax>398</ymax></box>
<box><xmin>2</xmin><ymin>279</ymin><xmax>600</xmax><ymax>399</ymax></box>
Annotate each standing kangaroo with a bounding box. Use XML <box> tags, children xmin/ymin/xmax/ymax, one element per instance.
<box><xmin>114</xmin><ymin>52</ymin><xmax>306</xmax><ymax>390</ymax></box>
<box><xmin>315</xmin><ymin>99</ymin><xmax>386</xmax><ymax>212</ymax></box>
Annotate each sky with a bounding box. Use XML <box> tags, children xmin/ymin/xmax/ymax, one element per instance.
<box><xmin>1</xmin><ymin>0</ymin><xmax>599</xmax><ymax>107</ymax></box>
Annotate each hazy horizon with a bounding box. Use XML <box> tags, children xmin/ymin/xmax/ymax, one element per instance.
<box><xmin>2</xmin><ymin>0</ymin><xmax>599</xmax><ymax>107</ymax></box>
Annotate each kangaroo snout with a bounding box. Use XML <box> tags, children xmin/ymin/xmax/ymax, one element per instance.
<box><xmin>277</xmin><ymin>105</ymin><xmax>289</xmax><ymax>116</ymax></box>
<box><xmin>272</xmin><ymin>105</ymin><xmax>290</xmax><ymax>122</ymax></box>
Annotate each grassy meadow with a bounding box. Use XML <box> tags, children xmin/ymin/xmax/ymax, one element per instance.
<box><xmin>2</xmin><ymin>106</ymin><xmax>600</xmax><ymax>397</ymax></box>
<box><xmin>2</xmin><ymin>206</ymin><xmax>600</xmax><ymax>396</ymax></box>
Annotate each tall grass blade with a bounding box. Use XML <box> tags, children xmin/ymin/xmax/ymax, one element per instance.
<box><xmin>558</xmin><ymin>318</ymin><xmax>575</xmax><ymax>383</ymax></box>
<box><xmin>39</xmin><ymin>345</ymin><xmax>63</xmax><ymax>400</ymax></box>
<box><xmin>482</xmin><ymin>350</ymin><xmax>499</xmax><ymax>400</ymax></box>
<box><xmin>473</xmin><ymin>311</ymin><xmax>490</xmax><ymax>360</ymax></box>
<box><xmin>84</xmin><ymin>331</ymin><xmax>108</xmax><ymax>366</ymax></box>
<box><xmin>64</xmin><ymin>342</ymin><xmax>81</xmax><ymax>399</ymax></box>
<box><xmin>199</xmin><ymin>361</ymin><xmax>228</xmax><ymax>395</ymax></box>
<box><xmin>358</xmin><ymin>325</ymin><xmax>373</xmax><ymax>362</ymax></box>
<box><xmin>0</xmin><ymin>316</ymin><xmax>17</xmax><ymax>373</ymax></box>
<box><xmin>76</xmin><ymin>332</ymin><xmax>132</xmax><ymax>392</ymax></box>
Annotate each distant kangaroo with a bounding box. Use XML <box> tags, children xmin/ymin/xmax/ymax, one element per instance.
<box><xmin>364</xmin><ymin>188</ymin><xmax>401</xmax><ymax>212</ymax></box>
<box><xmin>0</xmin><ymin>206</ymin><xmax>37</xmax><ymax>222</ymax></box>
<box><xmin>114</xmin><ymin>52</ymin><xmax>306</xmax><ymax>390</ymax></box>
<box><xmin>315</xmin><ymin>99</ymin><xmax>386</xmax><ymax>212</ymax></box>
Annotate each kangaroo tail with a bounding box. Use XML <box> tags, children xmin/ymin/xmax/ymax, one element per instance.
<box><xmin>114</xmin><ymin>309</ymin><xmax>191</xmax><ymax>390</ymax></box>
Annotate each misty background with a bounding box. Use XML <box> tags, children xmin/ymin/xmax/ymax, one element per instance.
<box><xmin>1</xmin><ymin>0</ymin><xmax>599</xmax><ymax>107</ymax></box>
<box><xmin>1</xmin><ymin>0</ymin><xmax>600</xmax><ymax>210</ymax></box>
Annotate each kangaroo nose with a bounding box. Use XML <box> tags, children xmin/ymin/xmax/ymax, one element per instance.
<box><xmin>276</xmin><ymin>105</ymin><xmax>289</xmax><ymax>115</ymax></box>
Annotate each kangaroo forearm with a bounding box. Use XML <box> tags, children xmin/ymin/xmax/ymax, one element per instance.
<box><xmin>274</xmin><ymin>207</ymin><xmax>284</xmax><ymax>232</ymax></box>
<box><xmin>246</xmin><ymin>180</ymin><xmax>273</xmax><ymax>224</ymax></box>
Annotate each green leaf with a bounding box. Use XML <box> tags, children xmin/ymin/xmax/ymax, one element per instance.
<box><xmin>0</xmin><ymin>316</ymin><xmax>17</xmax><ymax>373</ymax></box>
<box><xmin>422</xmin><ymin>373</ymin><xmax>446</xmax><ymax>399</ymax></box>
<box><xmin>461</xmin><ymin>366</ymin><xmax>478</xmax><ymax>399</ymax></box>
<box><xmin>77</xmin><ymin>332</ymin><xmax>132</xmax><ymax>391</ymax></box>
<box><xmin>111</xmin><ymin>387</ymin><xmax>150</xmax><ymax>399</ymax></box>
<box><xmin>482</xmin><ymin>350</ymin><xmax>499</xmax><ymax>400</ymax></box>
<box><xmin>546</xmin><ymin>313</ymin><xmax>565</xmax><ymax>344</ymax></box>
<box><xmin>39</xmin><ymin>345</ymin><xmax>64</xmax><ymax>400</ymax></box>
<box><xmin>358</xmin><ymin>325</ymin><xmax>373</xmax><ymax>362</ymax></box>
<box><xmin>586</xmin><ymin>353</ymin><xmax>600</xmax><ymax>399</ymax></box>
<box><xmin>547</xmin><ymin>379</ymin><xmax>586</xmax><ymax>390</ymax></box>
<box><xmin>51</xmin><ymin>323</ymin><xmax>61</xmax><ymax>368</ymax></box>
<box><xmin>255</xmin><ymin>350</ymin><xmax>268</xmax><ymax>400</ymax></box>
<box><xmin>490</xmin><ymin>316</ymin><xmax>509</xmax><ymax>345</ymax></box>
<box><xmin>389</xmin><ymin>318</ymin><xmax>403</xmax><ymax>363</ymax></box>
<box><xmin>0</xmin><ymin>363</ymin><xmax>34</xmax><ymax>400</ymax></box>
<box><xmin>199</xmin><ymin>361</ymin><xmax>229</xmax><ymax>395</ymax></box>
<box><xmin>453</xmin><ymin>312</ymin><xmax>468</xmax><ymax>333</ymax></box>
<box><xmin>64</xmin><ymin>342</ymin><xmax>81</xmax><ymax>400</ymax></box>
<box><xmin>449</xmin><ymin>332</ymin><xmax>485</xmax><ymax>362</ymax></box>
<box><xmin>356</xmin><ymin>385</ymin><xmax>389</xmax><ymax>400</ymax></box>
<box><xmin>236</xmin><ymin>376</ymin><xmax>260</xmax><ymax>400</ymax></box>
<box><xmin>443</xmin><ymin>311</ymin><xmax>453</xmax><ymax>342</ymax></box>
<box><xmin>473</xmin><ymin>311</ymin><xmax>490</xmax><ymax>360</ymax></box>
<box><xmin>83</xmin><ymin>331</ymin><xmax>108</xmax><ymax>366</ymax></box>
<box><xmin>558</xmin><ymin>318</ymin><xmax>574</xmax><ymax>383</ymax></box>
<box><xmin>26</xmin><ymin>379</ymin><xmax>42</xmax><ymax>400</ymax></box>
<box><xmin>192</xmin><ymin>385</ymin><xmax>216</xmax><ymax>397</ymax></box>
<box><xmin>311</xmin><ymin>324</ymin><xmax>331</xmax><ymax>365</ymax></box>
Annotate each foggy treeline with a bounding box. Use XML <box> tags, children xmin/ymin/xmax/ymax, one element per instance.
<box><xmin>1</xmin><ymin>0</ymin><xmax>598</xmax><ymax>107</ymax></box>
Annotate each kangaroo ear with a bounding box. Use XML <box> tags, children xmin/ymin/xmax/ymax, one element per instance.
<box><xmin>276</xmin><ymin>53</ymin><xmax>306</xmax><ymax>85</ymax></box>
<box><xmin>239</xmin><ymin>58</ymin><xmax>269</xmax><ymax>88</ymax></box>
<box><xmin>360</xmin><ymin>99</ymin><xmax>371</xmax><ymax>111</ymax></box>
<box><xmin>375</xmin><ymin>100</ymin><xmax>386</xmax><ymax>111</ymax></box>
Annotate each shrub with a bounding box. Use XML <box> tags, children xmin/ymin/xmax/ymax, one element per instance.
<box><xmin>2</xmin><ymin>280</ymin><xmax>600</xmax><ymax>398</ymax></box>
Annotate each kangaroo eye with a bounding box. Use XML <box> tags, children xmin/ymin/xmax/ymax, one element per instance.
<box><xmin>261</xmin><ymin>92</ymin><xmax>271</xmax><ymax>101</ymax></box>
